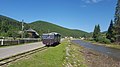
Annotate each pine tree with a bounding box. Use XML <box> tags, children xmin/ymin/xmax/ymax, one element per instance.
<box><xmin>114</xmin><ymin>0</ymin><xmax>120</xmax><ymax>43</ymax></box>
<box><xmin>93</xmin><ymin>25</ymin><xmax>97</xmax><ymax>38</ymax></box>
<box><xmin>93</xmin><ymin>24</ymin><xmax>101</xmax><ymax>40</ymax></box>
<box><xmin>106</xmin><ymin>20</ymin><xmax>115</xmax><ymax>42</ymax></box>
<box><xmin>97</xmin><ymin>24</ymin><xmax>101</xmax><ymax>35</ymax></box>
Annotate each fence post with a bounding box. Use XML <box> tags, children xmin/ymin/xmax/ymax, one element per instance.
<box><xmin>18</xmin><ymin>40</ymin><xmax>19</xmax><ymax>45</ymax></box>
<box><xmin>1</xmin><ymin>39</ymin><xmax>3</xmax><ymax>45</ymax></box>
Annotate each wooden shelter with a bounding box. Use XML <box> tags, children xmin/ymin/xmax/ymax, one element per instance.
<box><xmin>25</xmin><ymin>28</ymin><xmax>39</xmax><ymax>38</ymax></box>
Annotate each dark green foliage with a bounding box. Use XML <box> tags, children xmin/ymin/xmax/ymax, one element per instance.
<box><xmin>106</xmin><ymin>20</ymin><xmax>115</xmax><ymax>42</ymax></box>
<box><xmin>93</xmin><ymin>25</ymin><xmax>97</xmax><ymax>38</ymax></box>
<box><xmin>92</xmin><ymin>24</ymin><xmax>101</xmax><ymax>40</ymax></box>
<box><xmin>92</xmin><ymin>24</ymin><xmax>111</xmax><ymax>44</ymax></box>
<box><xmin>114</xmin><ymin>0</ymin><xmax>120</xmax><ymax>43</ymax></box>
<box><xmin>29</xmin><ymin>21</ymin><xmax>90</xmax><ymax>38</ymax></box>
<box><xmin>0</xmin><ymin>15</ymin><xmax>29</xmax><ymax>37</ymax></box>
<box><xmin>82</xmin><ymin>34</ymin><xmax>87</xmax><ymax>38</ymax></box>
<box><xmin>97</xmin><ymin>24</ymin><xmax>100</xmax><ymax>33</ymax></box>
<box><xmin>97</xmin><ymin>36</ymin><xmax>111</xmax><ymax>44</ymax></box>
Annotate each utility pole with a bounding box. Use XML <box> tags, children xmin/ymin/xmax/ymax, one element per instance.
<box><xmin>21</xmin><ymin>20</ymin><xmax>24</xmax><ymax>39</ymax></box>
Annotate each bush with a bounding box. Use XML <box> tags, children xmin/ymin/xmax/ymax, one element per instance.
<box><xmin>87</xmin><ymin>38</ymin><xmax>94</xmax><ymax>41</ymax></box>
<box><xmin>95</xmin><ymin>36</ymin><xmax>111</xmax><ymax>44</ymax></box>
<box><xmin>103</xmin><ymin>38</ymin><xmax>111</xmax><ymax>44</ymax></box>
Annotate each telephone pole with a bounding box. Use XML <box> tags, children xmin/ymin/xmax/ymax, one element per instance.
<box><xmin>21</xmin><ymin>20</ymin><xmax>24</xmax><ymax>39</ymax></box>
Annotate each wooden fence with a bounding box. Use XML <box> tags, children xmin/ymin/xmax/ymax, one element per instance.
<box><xmin>0</xmin><ymin>38</ymin><xmax>41</xmax><ymax>45</ymax></box>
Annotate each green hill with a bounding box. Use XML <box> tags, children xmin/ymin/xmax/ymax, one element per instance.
<box><xmin>0</xmin><ymin>15</ymin><xmax>29</xmax><ymax>37</ymax></box>
<box><xmin>29</xmin><ymin>21</ymin><xmax>90</xmax><ymax>38</ymax></box>
<box><xmin>0</xmin><ymin>15</ymin><xmax>90</xmax><ymax>38</ymax></box>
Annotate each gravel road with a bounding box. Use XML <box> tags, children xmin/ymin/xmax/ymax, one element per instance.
<box><xmin>0</xmin><ymin>42</ymin><xmax>44</xmax><ymax>59</ymax></box>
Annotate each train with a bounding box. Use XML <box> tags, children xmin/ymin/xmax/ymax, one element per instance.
<box><xmin>42</xmin><ymin>32</ymin><xmax>61</xmax><ymax>46</ymax></box>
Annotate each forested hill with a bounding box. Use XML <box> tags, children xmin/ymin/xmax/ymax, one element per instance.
<box><xmin>29</xmin><ymin>21</ymin><xmax>90</xmax><ymax>37</ymax></box>
<box><xmin>0</xmin><ymin>15</ymin><xmax>29</xmax><ymax>37</ymax></box>
<box><xmin>0</xmin><ymin>15</ymin><xmax>90</xmax><ymax>38</ymax></box>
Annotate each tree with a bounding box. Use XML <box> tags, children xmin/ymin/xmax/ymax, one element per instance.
<box><xmin>106</xmin><ymin>20</ymin><xmax>115</xmax><ymax>42</ymax></box>
<box><xmin>93</xmin><ymin>24</ymin><xmax>101</xmax><ymax>41</ymax></box>
<box><xmin>93</xmin><ymin>25</ymin><xmax>97</xmax><ymax>38</ymax></box>
<box><xmin>97</xmin><ymin>24</ymin><xmax>101</xmax><ymax>35</ymax></box>
<box><xmin>114</xmin><ymin>0</ymin><xmax>120</xmax><ymax>43</ymax></box>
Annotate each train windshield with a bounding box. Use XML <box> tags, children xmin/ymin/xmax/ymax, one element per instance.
<box><xmin>42</xmin><ymin>35</ymin><xmax>54</xmax><ymax>39</ymax></box>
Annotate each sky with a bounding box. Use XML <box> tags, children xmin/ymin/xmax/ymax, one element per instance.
<box><xmin>0</xmin><ymin>0</ymin><xmax>117</xmax><ymax>32</ymax></box>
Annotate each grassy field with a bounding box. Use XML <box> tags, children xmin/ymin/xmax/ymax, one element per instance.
<box><xmin>8</xmin><ymin>40</ymin><xmax>68</xmax><ymax>67</ymax></box>
<box><xmin>8</xmin><ymin>40</ymin><xmax>87</xmax><ymax>67</ymax></box>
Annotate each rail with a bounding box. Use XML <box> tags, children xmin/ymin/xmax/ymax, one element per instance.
<box><xmin>0</xmin><ymin>46</ymin><xmax>47</xmax><ymax>66</ymax></box>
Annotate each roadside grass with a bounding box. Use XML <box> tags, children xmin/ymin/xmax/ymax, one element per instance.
<box><xmin>8</xmin><ymin>40</ymin><xmax>68</xmax><ymax>67</ymax></box>
<box><xmin>63</xmin><ymin>42</ymin><xmax>87</xmax><ymax>67</ymax></box>
<box><xmin>103</xmin><ymin>43</ymin><xmax>120</xmax><ymax>49</ymax></box>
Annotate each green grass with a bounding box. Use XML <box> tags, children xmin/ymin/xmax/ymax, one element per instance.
<box><xmin>63</xmin><ymin>42</ymin><xmax>87</xmax><ymax>67</ymax></box>
<box><xmin>104</xmin><ymin>44</ymin><xmax>120</xmax><ymax>49</ymax></box>
<box><xmin>8</xmin><ymin>40</ymin><xmax>68</xmax><ymax>67</ymax></box>
<box><xmin>8</xmin><ymin>40</ymin><xmax>87</xmax><ymax>67</ymax></box>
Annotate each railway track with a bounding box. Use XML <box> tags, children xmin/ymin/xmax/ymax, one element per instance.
<box><xmin>0</xmin><ymin>46</ymin><xmax>47</xmax><ymax>66</ymax></box>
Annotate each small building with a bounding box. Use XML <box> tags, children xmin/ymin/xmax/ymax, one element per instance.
<box><xmin>25</xmin><ymin>28</ymin><xmax>39</xmax><ymax>38</ymax></box>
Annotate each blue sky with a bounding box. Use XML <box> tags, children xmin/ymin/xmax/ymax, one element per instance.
<box><xmin>0</xmin><ymin>0</ymin><xmax>117</xmax><ymax>32</ymax></box>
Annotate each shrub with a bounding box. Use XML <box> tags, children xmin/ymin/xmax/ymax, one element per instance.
<box><xmin>95</xmin><ymin>36</ymin><xmax>111</xmax><ymax>44</ymax></box>
<box><xmin>103</xmin><ymin>38</ymin><xmax>111</xmax><ymax>44</ymax></box>
<box><xmin>88</xmin><ymin>38</ymin><xmax>94</xmax><ymax>41</ymax></box>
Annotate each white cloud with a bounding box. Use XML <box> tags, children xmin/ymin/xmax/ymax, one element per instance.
<box><xmin>80</xmin><ymin>0</ymin><xmax>104</xmax><ymax>8</ymax></box>
<box><xmin>82</xmin><ymin>0</ymin><xmax>103</xmax><ymax>3</ymax></box>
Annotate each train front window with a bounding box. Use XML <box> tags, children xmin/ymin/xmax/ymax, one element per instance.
<box><xmin>42</xmin><ymin>35</ymin><xmax>54</xmax><ymax>39</ymax></box>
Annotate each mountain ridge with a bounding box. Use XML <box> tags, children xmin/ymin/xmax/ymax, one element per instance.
<box><xmin>29</xmin><ymin>20</ymin><xmax>90</xmax><ymax>37</ymax></box>
<box><xmin>0</xmin><ymin>15</ymin><xmax>90</xmax><ymax>38</ymax></box>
